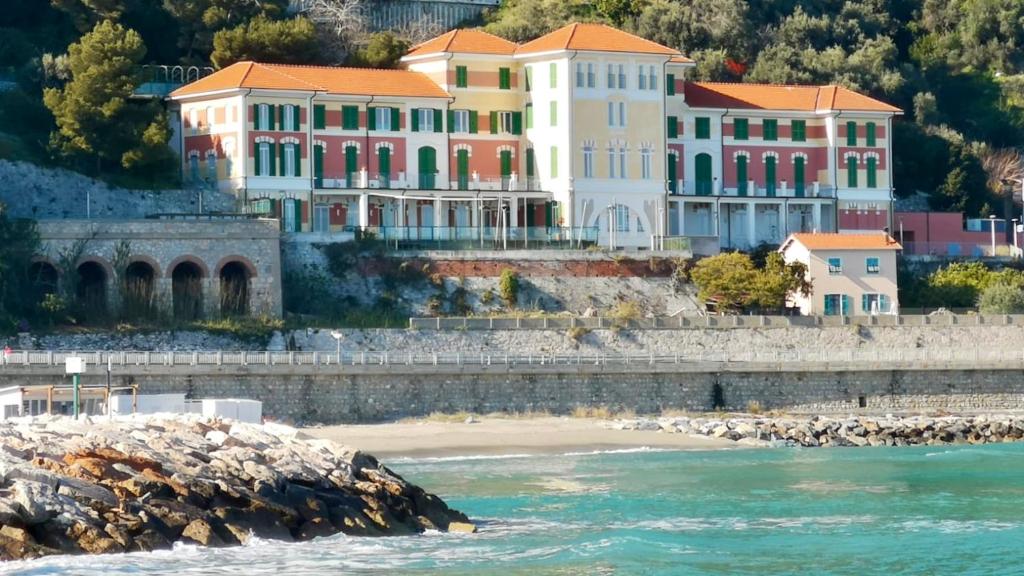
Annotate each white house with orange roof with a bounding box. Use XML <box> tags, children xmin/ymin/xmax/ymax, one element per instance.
<box><xmin>780</xmin><ymin>232</ymin><xmax>902</xmax><ymax>316</ymax></box>
<box><xmin>169</xmin><ymin>23</ymin><xmax>901</xmax><ymax>251</ymax></box>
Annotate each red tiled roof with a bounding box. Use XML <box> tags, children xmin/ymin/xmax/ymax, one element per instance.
<box><xmin>170</xmin><ymin>61</ymin><xmax>451</xmax><ymax>99</ymax></box>
<box><xmin>405</xmin><ymin>28</ymin><xmax>518</xmax><ymax>57</ymax></box>
<box><xmin>516</xmin><ymin>23</ymin><xmax>681</xmax><ymax>56</ymax></box>
<box><xmin>786</xmin><ymin>233</ymin><xmax>903</xmax><ymax>251</ymax></box>
<box><xmin>685</xmin><ymin>82</ymin><xmax>901</xmax><ymax>113</ymax></box>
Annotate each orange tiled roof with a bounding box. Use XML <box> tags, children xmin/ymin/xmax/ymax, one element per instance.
<box><xmin>170</xmin><ymin>61</ymin><xmax>451</xmax><ymax>99</ymax></box>
<box><xmin>685</xmin><ymin>82</ymin><xmax>901</xmax><ymax>113</ymax></box>
<box><xmin>405</xmin><ymin>28</ymin><xmax>518</xmax><ymax>57</ymax></box>
<box><xmin>516</xmin><ymin>23</ymin><xmax>681</xmax><ymax>56</ymax></box>
<box><xmin>787</xmin><ymin>233</ymin><xmax>903</xmax><ymax>251</ymax></box>
<box><xmin>668</xmin><ymin>55</ymin><xmax>696</xmax><ymax>65</ymax></box>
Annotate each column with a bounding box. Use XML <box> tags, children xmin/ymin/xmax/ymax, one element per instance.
<box><xmin>434</xmin><ymin>199</ymin><xmax>444</xmax><ymax>240</ymax></box>
<box><xmin>358</xmin><ymin>193</ymin><xmax>369</xmax><ymax>228</ymax></box>
<box><xmin>747</xmin><ymin>201</ymin><xmax>757</xmax><ymax>248</ymax></box>
<box><xmin>509</xmin><ymin>196</ymin><xmax>519</xmax><ymax>228</ymax></box>
<box><xmin>813</xmin><ymin>203</ymin><xmax>822</xmax><ymax>233</ymax></box>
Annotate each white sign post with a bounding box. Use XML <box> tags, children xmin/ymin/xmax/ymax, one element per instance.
<box><xmin>65</xmin><ymin>357</ymin><xmax>85</xmax><ymax>419</ymax></box>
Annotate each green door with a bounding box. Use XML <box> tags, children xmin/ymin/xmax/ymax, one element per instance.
<box><xmin>418</xmin><ymin>146</ymin><xmax>436</xmax><ymax>189</ymax></box>
<box><xmin>667</xmin><ymin>153</ymin><xmax>677</xmax><ymax>193</ymax></box>
<box><xmin>765</xmin><ymin>156</ymin><xmax>776</xmax><ymax>197</ymax></box>
<box><xmin>457</xmin><ymin>149</ymin><xmax>469</xmax><ymax>190</ymax></box>
<box><xmin>313</xmin><ymin>144</ymin><xmax>324</xmax><ymax>188</ymax></box>
<box><xmin>794</xmin><ymin>157</ymin><xmax>805</xmax><ymax>197</ymax></box>
<box><xmin>736</xmin><ymin>155</ymin><xmax>748</xmax><ymax>196</ymax></box>
<box><xmin>695</xmin><ymin>153</ymin><xmax>712</xmax><ymax>195</ymax></box>
<box><xmin>378</xmin><ymin>147</ymin><xmax>391</xmax><ymax>188</ymax></box>
<box><xmin>344</xmin><ymin>145</ymin><xmax>358</xmax><ymax>188</ymax></box>
<box><xmin>526</xmin><ymin>148</ymin><xmax>535</xmax><ymax>181</ymax></box>
<box><xmin>500</xmin><ymin>150</ymin><xmax>512</xmax><ymax>188</ymax></box>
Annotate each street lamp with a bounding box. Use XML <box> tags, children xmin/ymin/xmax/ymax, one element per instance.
<box><xmin>330</xmin><ymin>330</ymin><xmax>343</xmax><ymax>364</ymax></box>
<box><xmin>65</xmin><ymin>356</ymin><xmax>85</xmax><ymax>419</ymax></box>
<box><xmin>989</xmin><ymin>214</ymin><xmax>997</xmax><ymax>257</ymax></box>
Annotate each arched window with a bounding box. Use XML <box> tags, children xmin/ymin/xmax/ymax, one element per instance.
<box><xmin>736</xmin><ymin>155</ymin><xmax>748</xmax><ymax>196</ymax></box>
<box><xmin>847</xmin><ymin>155</ymin><xmax>858</xmax><ymax>187</ymax></box>
<box><xmin>206</xmin><ymin>151</ymin><xmax>217</xmax><ymax>181</ymax></box>
<box><xmin>866</xmin><ymin>156</ymin><xmax>878</xmax><ymax>187</ymax></box>
<box><xmin>695</xmin><ymin>153</ymin><xmax>712</xmax><ymax>196</ymax></box>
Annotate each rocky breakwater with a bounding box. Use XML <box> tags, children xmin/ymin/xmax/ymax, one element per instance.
<box><xmin>611</xmin><ymin>414</ymin><xmax>1024</xmax><ymax>447</ymax></box>
<box><xmin>0</xmin><ymin>415</ymin><xmax>474</xmax><ymax>561</ymax></box>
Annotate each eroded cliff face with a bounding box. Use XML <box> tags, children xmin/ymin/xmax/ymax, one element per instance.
<box><xmin>0</xmin><ymin>415</ymin><xmax>474</xmax><ymax>561</ymax></box>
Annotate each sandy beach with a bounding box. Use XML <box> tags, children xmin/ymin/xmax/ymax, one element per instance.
<box><xmin>301</xmin><ymin>416</ymin><xmax>739</xmax><ymax>459</ymax></box>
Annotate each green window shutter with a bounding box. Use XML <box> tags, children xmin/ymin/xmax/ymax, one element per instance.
<box><xmin>734</xmin><ymin>118</ymin><xmax>748</xmax><ymax>140</ymax></box>
<box><xmin>489</xmin><ymin>111</ymin><xmax>498</xmax><ymax>134</ymax></box>
<box><xmin>867</xmin><ymin>157</ymin><xmax>877</xmax><ymax>187</ymax></box>
<box><xmin>294</xmin><ymin>144</ymin><xmax>301</xmax><ymax>177</ymax></box>
<box><xmin>667</xmin><ymin>116</ymin><xmax>678</xmax><ymax>139</ymax></box>
<box><xmin>736</xmin><ymin>156</ymin><xmax>747</xmax><ymax>196</ymax></box>
<box><xmin>268</xmin><ymin>142</ymin><xmax>276</xmax><ymax>176</ymax></box>
<box><xmin>411</xmin><ymin>108</ymin><xmax>419</xmax><ymax>132</ymax></box>
<box><xmin>342</xmin><ymin>105</ymin><xmax>358</xmax><ymax>130</ymax></box>
<box><xmin>550</xmin><ymin>146</ymin><xmax>558</xmax><ymax>178</ymax></box>
<box><xmin>526</xmin><ymin>104</ymin><xmax>533</xmax><ymax>129</ymax></box>
<box><xmin>254</xmin><ymin>144</ymin><xmax>261</xmax><ymax>175</ymax></box>
<box><xmin>268</xmin><ymin>105</ymin><xmax>275</xmax><ymax>130</ymax></box>
<box><xmin>866</xmin><ymin>122</ymin><xmax>877</xmax><ymax>146</ymax></box>
<box><xmin>549</xmin><ymin>101</ymin><xmax>557</xmax><ymax>126</ymax></box>
<box><xmin>791</xmin><ymin>120</ymin><xmax>805</xmax><ymax>142</ymax></box>
<box><xmin>525</xmin><ymin>66</ymin><xmax>532</xmax><ymax>92</ymax></box>
<box><xmin>512</xmin><ymin>111</ymin><xmax>522</xmax><ymax>135</ymax></box>
<box><xmin>447</xmin><ymin>110</ymin><xmax>455</xmax><ymax>133</ymax></box>
<box><xmin>277</xmin><ymin>105</ymin><xmax>284</xmax><ymax>130</ymax></box>
<box><xmin>434</xmin><ymin>108</ymin><xmax>442</xmax><ymax>133</ymax></box>
<box><xmin>456</xmin><ymin>65</ymin><xmax>467</xmax><ymax>88</ymax></box>
<box><xmin>526</xmin><ymin>148</ymin><xmax>535</xmax><ymax>177</ymax></box>
<box><xmin>313</xmin><ymin>105</ymin><xmax>325</xmax><ymax>129</ymax></box>
<box><xmin>499</xmin><ymin>67</ymin><xmax>511</xmax><ymax>89</ymax></box>
<box><xmin>695</xmin><ymin>117</ymin><xmax>710</xmax><ymax>139</ymax></box>
<box><xmin>549</xmin><ymin>63</ymin><xmax>557</xmax><ymax>88</ymax></box>
<box><xmin>847</xmin><ymin>156</ymin><xmax>858</xmax><ymax>187</ymax></box>
<box><xmin>469</xmin><ymin>110</ymin><xmax>478</xmax><ymax>133</ymax></box>
<box><xmin>253</xmin><ymin>105</ymin><xmax>261</xmax><ymax>130</ymax></box>
<box><xmin>293</xmin><ymin>105</ymin><xmax>300</xmax><ymax>129</ymax></box>
<box><xmin>367</xmin><ymin>106</ymin><xmax>376</xmax><ymax>131</ymax></box>
<box><xmin>862</xmin><ymin>294</ymin><xmax>869</xmax><ymax>313</ymax></box>
<box><xmin>764</xmin><ymin>119</ymin><xmax>777</xmax><ymax>141</ymax></box>
<box><xmin>765</xmin><ymin>157</ymin><xmax>776</xmax><ymax>196</ymax></box>
<box><xmin>278</xmin><ymin>143</ymin><xmax>285</xmax><ymax>176</ymax></box>
<box><xmin>390</xmin><ymin>107</ymin><xmax>400</xmax><ymax>131</ymax></box>
<box><xmin>666</xmin><ymin>73</ymin><xmax>675</xmax><ymax>96</ymax></box>
<box><xmin>846</xmin><ymin>121</ymin><xmax>857</xmax><ymax>146</ymax></box>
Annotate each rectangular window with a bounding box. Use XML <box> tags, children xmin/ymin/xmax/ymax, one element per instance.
<box><xmin>618</xmin><ymin>64</ymin><xmax>625</xmax><ymax>89</ymax></box>
<box><xmin>828</xmin><ymin>257</ymin><xmax>842</xmax><ymax>275</ymax></box>
<box><xmin>456</xmin><ymin>65</ymin><xmax>468</xmax><ymax>88</ymax></box>
<box><xmin>734</xmin><ymin>118</ymin><xmax>748</xmax><ymax>140</ymax></box>
<box><xmin>549</xmin><ymin>63</ymin><xmax>557</xmax><ymax>88</ymax></box>
<box><xmin>313</xmin><ymin>105</ymin><xmax>325</xmax><ymax>129</ymax></box>
<box><xmin>616</xmin><ymin>205</ymin><xmax>630</xmax><ymax>232</ymax></box>
<box><xmin>846</xmin><ymin>121</ymin><xmax>857</xmax><ymax>146</ymax></box>
<box><xmin>791</xmin><ymin>120</ymin><xmax>806</xmax><ymax>142</ymax></box>
<box><xmin>666</xmin><ymin>73</ymin><xmax>675</xmax><ymax>95</ymax></box>
<box><xmin>648</xmin><ymin>66</ymin><xmax>657</xmax><ymax>91</ymax></box>
<box><xmin>619</xmin><ymin>147</ymin><xmax>626</xmax><ymax>179</ymax></box>
<box><xmin>763</xmin><ymin>119</ymin><xmax>778</xmax><ymax>141</ymax></box>
<box><xmin>575</xmin><ymin>63</ymin><xmax>584</xmax><ymax>87</ymax></box>
<box><xmin>866</xmin><ymin>122</ymin><xmax>877</xmax><ymax>146</ymax></box>
<box><xmin>452</xmin><ymin>109</ymin><xmax>470</xmax><ymax>133</ymax></box>
<box><xmin>258</xmin><ymin>104</ymin><xmax>269</xmax><ymax>131</ymax></box>
<box><xmin>667</xmin><ymin>116</ymin><xmax>678</xmax><ymax>139</ymax></box>
<box><xmin>587</xmin><ymin>63</ymin><xmax>595</xmax><ymax>88</ymax></box>
<box><xmin>525</xmin><ymin>104</ymin><xmax>533</xmax><ymax>129</ymax></box>
<box><xmin>258</xmin><ymin>143</ymin><xmax>270</xmax><ymax>176</ymax></box>
<box><xmin>847</xmin><ymin>156</ymin><xmax>858</xmax><ymax>187</ymax></box>
<box><xmin>499</xmin><ymin>67</ymin><xmax>511</xmax><ymax>90</ymax></box>
<box><xmin>415</xmin><ymin>108</ymin><xmax>434</xmax><ymax>132</ymax></box>
<box><xmin>695</xmin><ymin>117</ymin><xmax>710</xmax><ymax>139</ymax></box>
<box><xmin>550</xmin><ymin>146</ymin><xmax>558</xmax><ymax>178</ymax></box>
<box><xmin>282</xmin><ymin>105</ymin><xmax>294</xmax><ymax>131</ymax></box>
<box><xmin>371</xmin><ymin>107</ymin><xmax>393</xmax><ymax>131</ymax></box>
<box><xmin>607</xmin><ymin>64</ymin><xmax>615</xmax><ymax>88</ymax></box>
<box><xmin>608</xmin><ymin>148</ymin><xmax>616</xmax><ymax>179</ymax></box>
<box><xmin>638</xmin><ymin>67</ymin><xmax>646</xmax><ymax>90</ymax></box>
<box><xmin>284</xmin><ymin>144</ymin><xmax>296</xmax><ymax>177</ymax></box>
<box><xmin>866</xmin><ymin>257</ymin><xmax>880</xmax><ymax>274</ymax></box>
<box><xmin>549</xmin><ymin>101</ymin><xmax>557</xmax><ymax>127</ymax></box>
<box><xmin>608</xmin><ymin>102</ymin><xmax>615</xmax><ymax>127</ymax></box>
<box><xmin>499</xmin><ymin>111</ymin><xmax>515</xmax><ymax>134</ymax></box>
<box><xmin>583</xmin><ymin>146</ymin><xmax>594</xmax><ymax>178</ymax></box>
<box><xmin>862</xmin><ymin>293</ymin><xmax>890</xmax><ymax>314</ymax></box>
<box><xmin>342</xmin><ymin>105</ymin><xmax>359</xmax><ymax>130</ymax></box>
<box><xmin>618</xmin><ymin>102</ymin><xmax>626</xmax><ymax>127</ymax></box>
<box><xmin>641</xmin><ymin>149</ymin><xmax>651</xmax><ymax>179</ymax></box>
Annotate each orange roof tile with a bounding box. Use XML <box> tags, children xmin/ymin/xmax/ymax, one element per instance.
<box><xmin>668</xmin><ymin>55</ymin><xmax>695</xmax><ymax>65</ymax></box>
<box><xmin>516</xmin><ymin>23</ymin><xmax>681</xmax><ymax>56</ymax></box>
<box><xmin>405</xmin><ymin>28</ymin><xmax>518</xmax><ymax>58</ymax></box>
<box><xmin>786</xmin><ymin>233</ymin><xmax>902</xmax><ymax>251</ymax></box>
<box><xmin>170</xmin><ymin>61</ymin><xmax>451</xmax><ymax>99</ymax></box>
<box><xmin>685</xmin><ymin>82</ymin><xmax>901</xmax><ymax>113</ymax></box>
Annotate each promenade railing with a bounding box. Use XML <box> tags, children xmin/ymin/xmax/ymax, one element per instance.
<box><xmin>2</xmin><ymin>347</ymin><xmax>1022</xmax><ymax>369</ymax></box>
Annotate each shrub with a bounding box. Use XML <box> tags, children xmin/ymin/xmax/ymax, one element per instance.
<box><xmin>609</xmin><ymin>300</ymin><xmax>642</xmax><ymax>327</ymax></box>
<box><xmin>977</xmin><ymin>282</ymin><xmax>1024</xmax><ymax>313</ymax></box>
<box><xmin>566</xmin><ymin>326</ymin><xmax>591</xmax><ymax>342</ymax></box>
<box><xmin>498</xmin><ymin>268</ymin><xmax>519</xmax><ymax>307</ymax></box>
<box><xmin>481</xmin><ymin>288</ymin><xmax>494</xmax><ymax>304</ymax></box>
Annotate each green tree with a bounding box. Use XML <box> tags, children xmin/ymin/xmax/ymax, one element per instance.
<box><xmin>163</xmin><ymin>0</ymin><xmax>289</xmax><ymax>63</ymax></box>
<box><xmin>211</xmin><ymin>16</ymin><xmax>320</xmax><ymax>69</ymax></box>
<box><xmin>498</xmin><ymin>268</ymin><xmax>520</xmax><ymax>308</ymax></box>
<box><xmin>978</xmin><ymin>282</ymin><xmax>1024</xmax><ymax>313</ymax></box>
<box><xmin>484</xmin><ymin>0</ymin><xmax>602</xmax><ymax>43</ymax></box>
<box><xmin>690</xmin><ymin>252</ymin><xmax>758</xmax><ymax>312</ymax></box>
<box><xmin>749</xmin><ymin>252</ymin><xmax>811</xmax><ymax>312</ymax></box>
<box><xmin>347</xmin><ymin>32</ymin><xmax>410</xmax><ymax>69</ymax></box>
<box><xmin>42</xmin><ymin>20</ymin><xmax>175</xmax><ymax>180</ymax></box>
<box><xmin>630</xmin><ymin>0</ymin><xmax>750</xmax><ymax>64</ymax></box>
<box><xmin>0</xmin><ymin>204</ymin><xmax>41</xmax><ymax>329</ymax></box>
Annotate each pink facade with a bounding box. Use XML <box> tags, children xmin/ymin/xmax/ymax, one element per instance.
<box><xmin>721</xmin><ymin>145</ymin><xmax>827</xmax><ymax>187</ymax></box>
<box><xmin>895</xmin><ymin>211</ymin><xmax>1022</xmax><ymax>255</ymax></box>
<box><xmin>839</xmin><ymin>208</ymin><xmax>888</xmax><ymax>231</ymax></box>
<box><xmin>447</xmin><ymin>139</ymin><xmax>519</xmax><ymax>180</ymax></box>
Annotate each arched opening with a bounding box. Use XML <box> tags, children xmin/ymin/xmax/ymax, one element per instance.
<box><xmin>219</xmin><ymin>261</ymin><xmax>250</xmax><ymax>316</ymax></box>
<box><xmin>123</xmin><ymin>261</ymin><xmax>156</xmax><ymax>319</ymax></box>
<box><xmin>695</xmin><ymin>153</ymin><xmax>713</xmax><ymax>195</ymax></box>
<box><xmin>172</xmin><ymin>261</ymin><xmax>204</xmax><ymax>320</ymax></box>
<box><xmin>76</xmin><ymin>261</ymin><xmax>107</xmax><ymax>319</ymax></box>
<box><xmin>28</xmin><ymin>262</ymin><xmax>59</xmax><ymax>301</ymax></box>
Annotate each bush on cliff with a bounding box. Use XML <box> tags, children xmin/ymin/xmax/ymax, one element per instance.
<box><xmin>978</xmin><ymin>282</ymin><xmax>1024</xmax><ymax>314</ymax></box>
<box><xmin>499</xmin><ymin>268</ymin><xmax>520</xmax><ymax>308</ymax></box>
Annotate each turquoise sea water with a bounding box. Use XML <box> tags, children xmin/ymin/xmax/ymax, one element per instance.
<box><xmin>9</xmin><ymin>444</ymin><xmax>1024</xmax><ymax>575</ymax></box>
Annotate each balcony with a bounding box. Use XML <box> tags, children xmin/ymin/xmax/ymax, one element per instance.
<box><xmin>670</xmin><ymin>180</ymin><xmax>836</xmax><ymax>199</ymax></box>
<box><xmin>316</xmin><ymin>172</ymin><xmax>546</xmax><ymax>193</ymax></box>
<box><xmin>359</xmin><ymin>225</ymin><xmax>600</xmax><ymax>250</ymax></box>
<box><xmin>134</xmin><ymin>65</ymin><xmax>214</xmax><ymax>99</ymax></box>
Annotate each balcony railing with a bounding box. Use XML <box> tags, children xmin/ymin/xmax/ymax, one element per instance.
<box><xmin>135</xmin><ymin>65</ymin><xmax>214</xmax><ymax>98</ymax></box>
<box><xmin>360</xmin><ymin>225</ymin><xmax>599</xmax><ymax>250</ymax></box>
<box><xmin>316</xmin><ymin>172</ymin><xmax>547</xmax><ymax>192</ymax></box>
<box><xmin>901</xmin><ymin>241</ymin><xmax>1018</xmax><ymax>258</ymax></box>
<box><xmin>670</xmin><ymin>180</ymin><xmax>836</xmax><ymax>199</ymax></box>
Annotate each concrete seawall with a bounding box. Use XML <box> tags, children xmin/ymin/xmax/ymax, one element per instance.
<box><xmin>5</xmin><ymin>361</ymin><xmax>1024</xmax><ymax>423</ymax></box>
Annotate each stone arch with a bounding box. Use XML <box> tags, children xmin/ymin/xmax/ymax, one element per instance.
<box><xmin>219</xmin><ymin>260</ymin><xmax>252</xmax><ymax>316</ymax></box>
<box><xmin>167</xmin><ymin>255</ymin><xmax>209</xmax><ymax>279</ymax></box>
<box><xmin>171</xmin><ymin>259</ymin><xmax>205</xmax><ymax>320</ymax></box>
<box><xmin>75</xmin><ymin>259</ymin><xmax>110</xmax><ymax>319</ymax></box>
<box><xmin>123</xmin><ymin>260</ymin><xmax>158</xmax><ymax>319</ymax></box>
<box><xmin>28</xmin><ymin>259</ymin><xmax>59</xmax><ymax>302</ymax></box>
<box><xmin>214</xmin><ymin>255</ymin><xmax>257</xmax><ymax>278</ymax></box>
<box><xmin>127</xmin><ymin>255</ymin><xmax>163</xmax><ymax>278</ymax></box>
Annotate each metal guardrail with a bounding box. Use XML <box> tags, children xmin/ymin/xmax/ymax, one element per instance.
<box><xmin>408</xmin><ymin>314</ymin><xmax>1024</xmax><ymax>331</ymax></box>
<box><xmin>2</xmin><ymin>347</ymin><xmax>1023</xmax><ymax>369</ymax></box>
